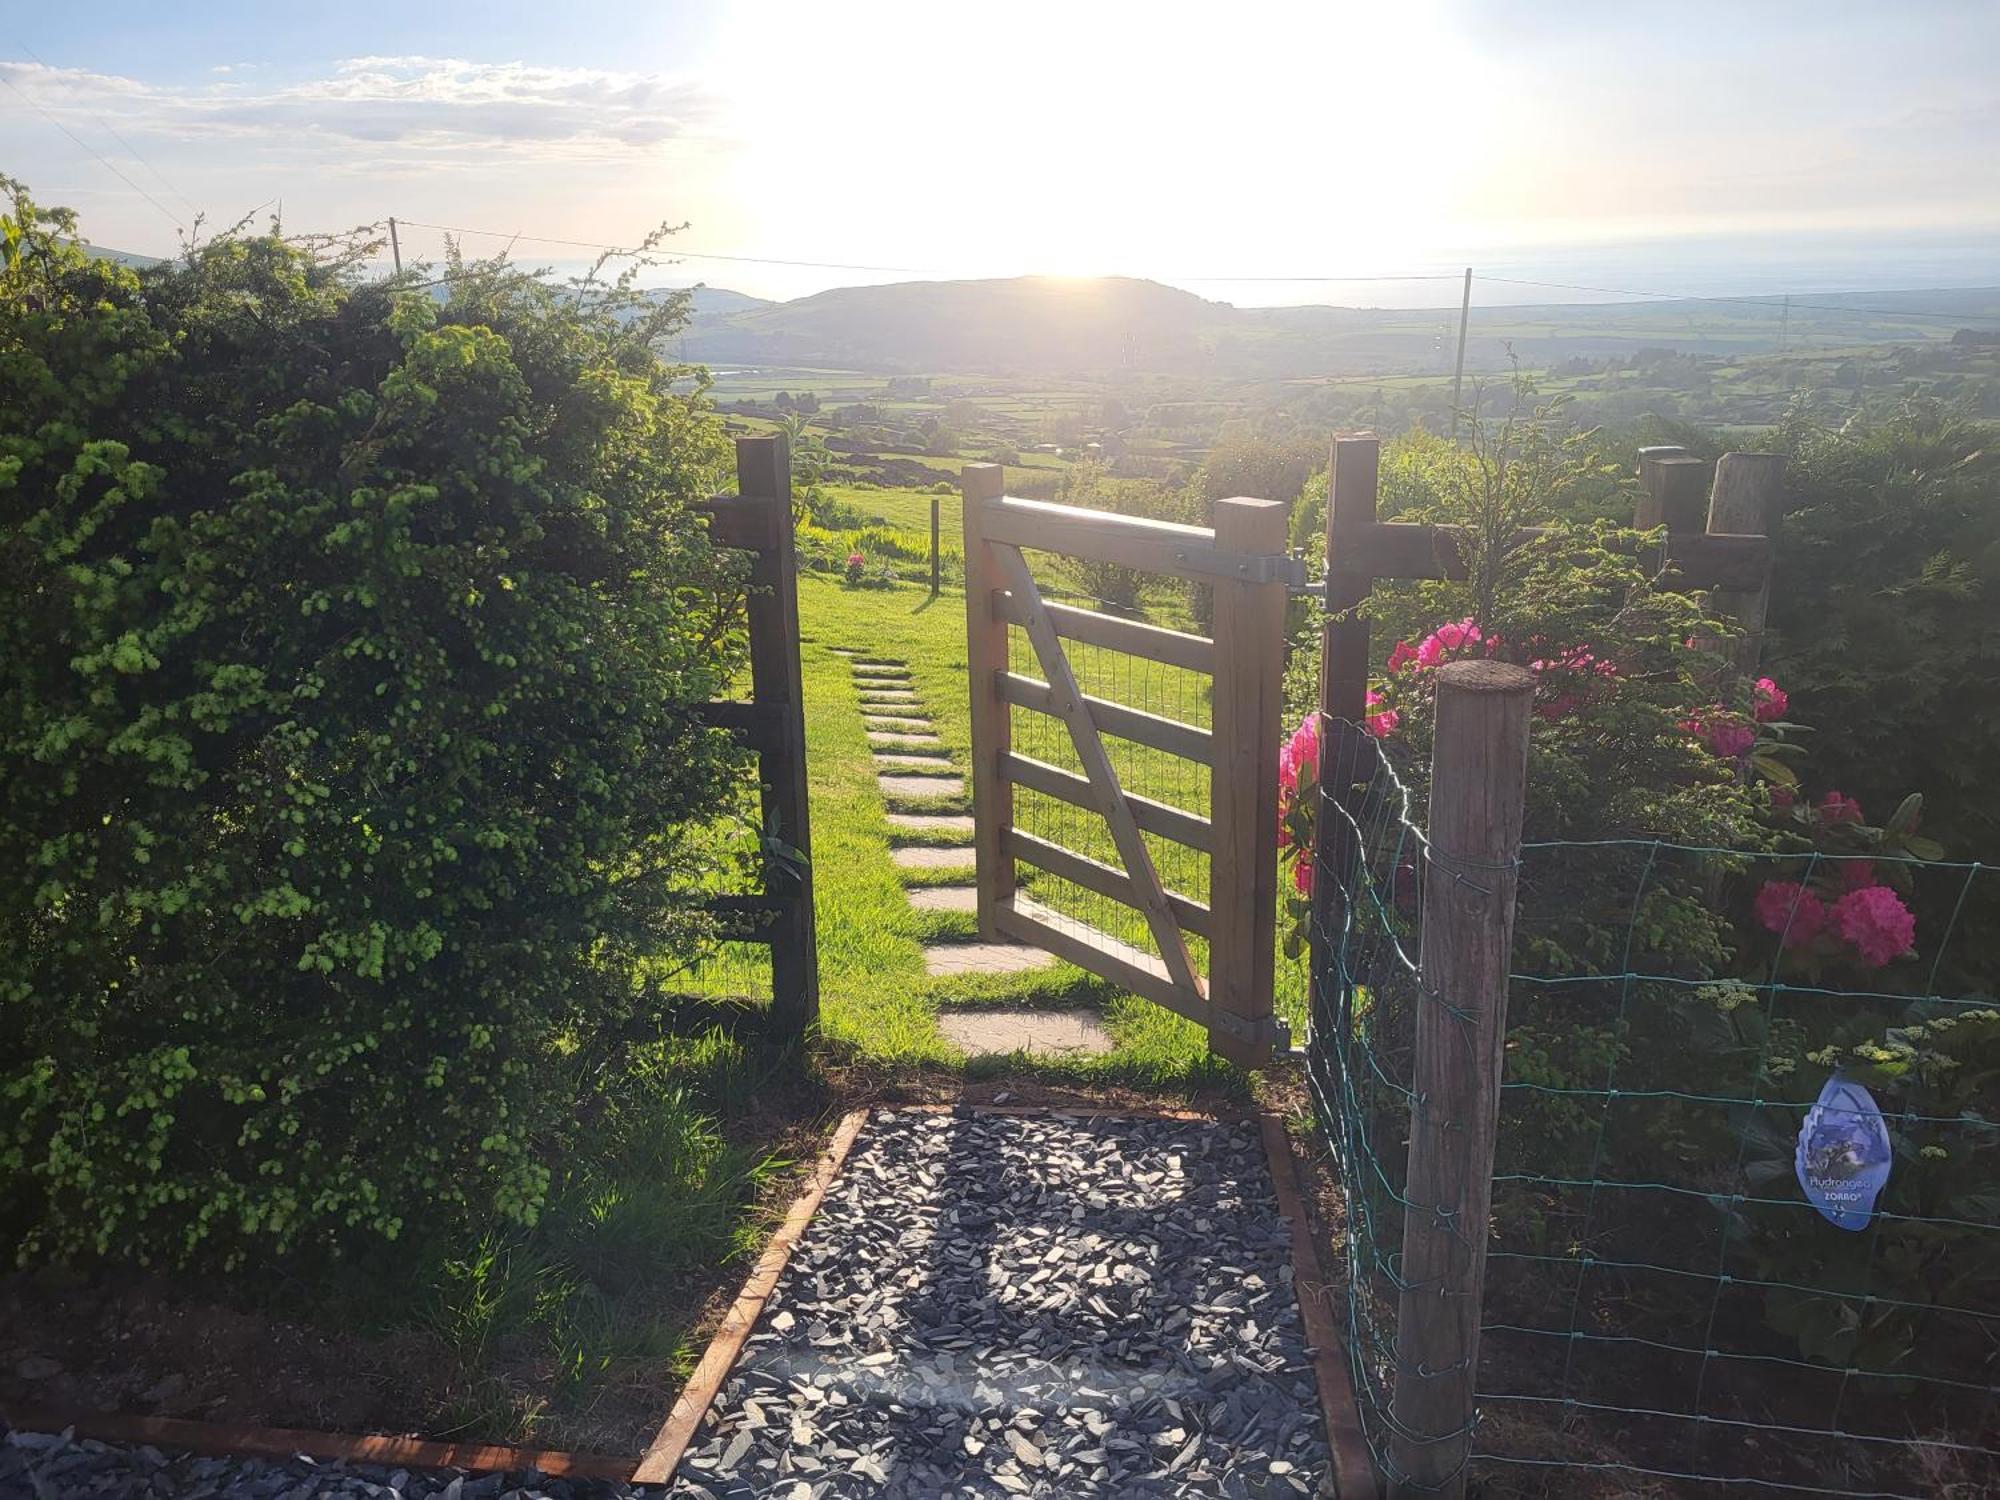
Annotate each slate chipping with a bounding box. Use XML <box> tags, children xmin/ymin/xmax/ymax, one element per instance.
<box><xmin>667</xmin><ymin>1110</ymin><xmax>1332</xmax><ymax>1498</ymax></box>
<box><xmin>0</xmin><ymin>1427</ymin><xmax>658</xmax><ymax>1499</ymax></box>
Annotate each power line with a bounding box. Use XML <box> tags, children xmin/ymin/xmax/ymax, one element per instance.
<box><xmin>384</xmin><ymin>217</ymin><xmax>2000</xmax><ymax>327</ymax></box>
<box><xmin>0</xmin><ymin>63</ymin><xmax>186</xmax><ymax>231</ymax></box>
<box><xmin>392</xmin><ymin>218</ymin><xmax>1466</xmax><ymax>283</ymax></box>
<box><xmin>393</xmin><ymin>219</ymin><xmax>940</xmax><ymax>275</ymax></box>
<box><xmin>10</xmin><ymin>38</ymin><xmax>201</xmax><ymax>222</ymax></box>
<box><xmin>1477</xmin><ymin>273</ymin><xmax>2000</xmax><ymax>326</ymax></box>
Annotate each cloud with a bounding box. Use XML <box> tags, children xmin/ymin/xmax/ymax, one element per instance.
<box><xmin>0</xmin><ymin>56</ymin><xmax>716</xmax><ymax>163</ymax></box>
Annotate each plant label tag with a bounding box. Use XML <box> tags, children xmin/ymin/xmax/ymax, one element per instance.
<box><xmin>1795</xmin><ymin>1072</ymin><xmax>1892</xmax><ymax>1231</ymax></box>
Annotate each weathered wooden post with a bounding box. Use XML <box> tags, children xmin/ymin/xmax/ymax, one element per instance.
<box><xmin>1389</xmin><ymin>659</ymin><xmax>1534</xmax><ymax>1500</ymax></box>
<box><xmin>1634</xmin><ymin>448</ymin><xmax>1708</xmax><ymax>534</ymax></box>
<box><xmin>930</xmin><ymin>492</ymin><xmax>942</xmax><ymax>598</ymax></box>
<box><xmin>735</xmin><ymin>435</ymin><xmax>818</xmax><ymax>1035</ymax></box>
<box><xmin>1309</xmin><ymin>435</ymin><xmax>1380</xmax><ymax>997</ymax></box>
<box><xmin>961</xmin><ymin>463</ymin><xmax>1013</xmax><ymax>940</ymax></box>
<box><xmin>1705</xmin><ymin>452</ymin><xmax>1785</xmax><ymax>675</ymax></box>
<box><xmin>1207</xmin><ymin>495</ymin><xmax>1290</xmax><ymax>1065</ymax></box>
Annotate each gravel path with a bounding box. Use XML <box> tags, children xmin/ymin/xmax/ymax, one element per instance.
<box><xmin>667</xmin><ymin>1109</ymin><xmax>1330</xmax><ymax>1499</ymax></box>
<box><xmin>0</xmin><ymin>1426</ymin><xmax>659</xmax><ymax>1499</ymax></box>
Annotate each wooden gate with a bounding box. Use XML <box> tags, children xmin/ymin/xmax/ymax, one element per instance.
<box><xmin>959</xmin><ymin>464</ymin><xmax>1301</xmax><ymax>1065</ymax></box>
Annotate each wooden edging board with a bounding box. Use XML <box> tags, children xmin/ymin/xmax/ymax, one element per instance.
<box><xmin>0</xmin><ymin>1408</ymin><xmax>638</xmax><ymax>1483</ymax></box>
<box><xmin>630</xmin><ymin>1105</ymin><xmax>873</xmax><ymax>1485</ymax></box>
<box><xmin>1259</xmin><ymin>1111</ymin><xmax>1382</xmax><ymax>1500</ymax></box>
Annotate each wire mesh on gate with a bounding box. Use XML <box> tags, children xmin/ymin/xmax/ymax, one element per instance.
<box><xmin>1302</xmin><ymin>731</ymin><xmax>2000</xmax><ymax>1498</ymax></box>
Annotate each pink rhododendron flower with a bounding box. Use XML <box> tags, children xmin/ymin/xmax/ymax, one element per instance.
<box><xmin>1292</xmin><ymin>856</ymin><xmax>1315</xmax><ymax>896</ymax></box>
<box><xmin>1710</xmin><ymin>721</ymin><xmax>1756</xmax><ymax>758</ymax></box>
<box><xmin>1769</xmin><ymin>784</ymin><xmax>1795</xmax><ymax>810</ymax></box>
<box><xmin>1819</xmin><ymin>791</ymin><xmax>1864</xmax><ymax>826</ymax></box>
<box><xmin>1387</xmin><ymin>640</ymin><xmax>1420</xmax><ymax>673</ymax></box>
<box><xmin>1753</xmin><ymin>677</ymin><xmax>1788</xmax><ymax>723</ymax></box>
<box><xmin>1279</xmin><ymin>715</ymin><xmax>1319</xmax><ymax>792</ymax></box>
<box><xmin>1434</xmin><ymin>618</ymin><xmax>1481</xmax><ymax>650</ymax></box>
<box><xmin>1415</xmin><ymin>633</ymin><xmax>1445</xmax><ymax>668</ymax></box>
<box><xmin>1832</xmin><ymin>885</ymin><xmax>1916</xmax><ymax>967</ymax></box>
<box><xmin>1838</xmin><ymin>859</ymin><xmax>1877</xmax><ymax>891</ymax></box>
<box><xmin>847</xmin><ymin>551</ymin><xmax>865</xmax><ymax>566</ymax></box>
<box><xmin>1753</xmin><ymin>881</ymin><xmax>1828</xmax><ymax>949</ymax></box>
<box><xmin>1363</xmin><ymin>689</ymin><xmax>1400</xmax><ymax>739</ymax></box>
<box><xmin>1681</xmin><ymin>710</ymin><xmax>1754</xmax><ymax>759</ymax></box>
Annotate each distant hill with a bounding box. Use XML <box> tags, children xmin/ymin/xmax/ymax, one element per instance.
<box><xmin>673</xmin><ymin>274</ymin><xmax>2000</xmax><ymax>381</ymax></box>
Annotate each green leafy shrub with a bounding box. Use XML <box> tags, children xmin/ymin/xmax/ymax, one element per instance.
<box><xmin>0</xmin><ymin>183</ymin><xmax>747</xmax><ymax>1268</ymax></box>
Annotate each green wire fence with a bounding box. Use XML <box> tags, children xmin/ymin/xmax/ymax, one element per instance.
<box><xmin>1303</xmin><ymin>719</ymin><xmax>2000</xmax><ymax>1498</ymax></box>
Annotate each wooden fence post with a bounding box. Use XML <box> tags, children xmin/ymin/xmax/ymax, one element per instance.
<box><xmin>962</xmin><ymin>463</ymin><xmax>1013</xmax><ymax>940</ymax></box>
<box><xmin>1389</xmin><ymin>659</ymin><xmax>1534</xmax><ymax>1500</ymax></box>
<box><xmin>1634</xmin><ymin>451</ymin><xmax>1709</xmax><ymax>534</ymax></box>
<box><xmin>735</xmin><ymin>435</ymin><xmax>818</xmax><ymax>1036</ymax></box>
<box><xmin>1706</xmin><ymin>452</ymin><xmax>1785</xmax><ymax>675</ymax></box>
<box><xmin>1310</xmin><ymin>435</ymin><xmax>1380</xmax><ymax>996</ymax></box>
<box><xmin>930</xmin><ymin>493</ymin><xmax>942</xmax><ymax>598</ymax></box>
<box><xmin>1208</xmin><ymin>495</ymin><xmax>1290</xmax><ymax>1065</ymax></box>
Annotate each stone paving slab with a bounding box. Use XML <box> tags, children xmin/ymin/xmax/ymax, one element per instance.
<box><xmin>888</xmin><ymin>813</ymin><xmax>976</xmax><ymax>834</ymax></box>
<box><xmin>923</xmin><ymin>941</ymin><xmax>1056</xmax><ymax>976</ymax></box>
<box><xmin>854</xmin><ymin>676</ymin><xmax>913</xmax><ymax>690</ymax></box>
<box><xmin>881</xmin><ymin>773</ymin><xmax>968</xmax><ymax>798</ymax></box>
<box><xmin>874</xmin><ymin>751</ymin><xmax>956</xmax><ymax>769</ymax></box>
<box><xmin>863</xmin><ymin>714</ymin><xmax>935</xmax><ymax>731</ymax></box>
<box><xmin>869</xmin><ymin>731</ymin><xmax>944</xmax><ymax>748</ymax></box>
<box><xmin>938</xmin><ymin>1007</ymin><xmax>1115</xmax><ymax>1055</ymax></box>
<box><xmin>851</xmin><ymin>659</ymin><xmax>907</xmax><ymax>670</ymax></box>
<box><xmin>906</xmin><ymin>884</ymin><xmax>979</xmax><ymax>913</ymax></box>
<box><xmin>892</xmin><ymin>845</ymin><xmax>976</xmax><ymax>869</ymax></box>
<box><xmin>665</xmin><ymin>1110</ymin><xmax>1330</xmax><ymax>1498</ymax></box>
<box><xmin>859</xmin><ymin>690</ymin><xmax>921</xmax><ymax>703</ymax></box>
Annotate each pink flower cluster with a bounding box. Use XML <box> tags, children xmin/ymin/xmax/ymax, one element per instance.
<box><xmin>1528</xmin><ymin>645</ymin><xmax>1619</xmax><ymax>720</ymax></box>
<box><xmin>1684</xmin><ymin>676</ymin><xmax>1790</xmax><ymax>760</ymax></box>
<box><xmin>1681</xmin><ymin>711</ymin><xmax>1756</xmax><ymax>759</ymax></box>
<box><xmin>1279</xmin><ymin>715</ymin><xmax>1319</xmax><ymax>794</ymax></box>
<box><xmin>1388</xmin><ymin>618</ymin><xmax>1490</xmax><ymax>675</ymax></box>
<box><xmin>1277</xmin><ymin>716</ymin><xmax>1321</xmax><ymax>893</ymax></box>
<box><xmin>1363</xmin><ymin>689</ymin><xmax>1399</xmax><ymax>740</ymax></box>
<box><xmin>1277</xmin><ymin>715</ymin><xmax>1319</xmax><ymax>854</ymax></box>
<box><xmin>1753</xmin><ymin>834</ymin><xmax>1916</xmax><ymax>970</ymax></box>
<box><xmin>1753</xmin><ymin>677</ymin><xmax>1788</xmax><ymax>723</ymax></box>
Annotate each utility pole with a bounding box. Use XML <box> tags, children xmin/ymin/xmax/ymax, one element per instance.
<box><xmin>1449</xmin><ymin>266</ymin><xmax>1472</xmax><ymax>440</ymax></box>
<box><xmin>388</xmin><ymin>216</ymin><xmax>402</xmax><ymax>275</ymax></box>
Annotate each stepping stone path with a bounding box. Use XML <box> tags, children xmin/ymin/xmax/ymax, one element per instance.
<box><xmin>835</xmin><ymin>652</ymin><xmax>1055</xmax><ymax>984</ymax></box>
<box><xmin>666</xmin><ymin>1109</ymin><xmax>1332</xmax><ymax>1498</ymax></box>
<box><xmin>924</xmin><ymin>942</ymin><xmax>1056</xmax><ymax>977</ymax></box>
<box><xmin>938</xmin><ymin>1007</ymin><xmax>1115</xmax><ymax>1056</ymax></box>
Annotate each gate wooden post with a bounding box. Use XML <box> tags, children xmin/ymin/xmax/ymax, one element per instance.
<box><xmin>1208</xmin><ymin>495</ymin><xmax>1290</xmax><ymax>1066</ymax></box>
<box><xmin>1706</xmin><ymin>452</ymin><xmax>1785</xmax><ymax>675</ymax></box>
<box><xmin>735</xmin><ymin>435</ymin><xmax>818</xmax><ymax>1036</ymax></box>
<box><xmin>1389</xmin><ymin>660</ymin><xmax>1533</xmax><ymax>1500</ymax></box>
<box><xmin>1312</xmin><ymin>435</ymin><xmax>1380</xmax><ymax>980</ymax></box>
<box><xmin>961</xmin><ymin>463</ymin><xmax>1013</xmax><ymax>940</ymax></box>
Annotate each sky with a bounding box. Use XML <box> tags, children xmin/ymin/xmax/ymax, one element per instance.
<box><xmin>4</xmin><ymin>1</ymin><xmax>1998</xmax><ymax>308</ymax></box>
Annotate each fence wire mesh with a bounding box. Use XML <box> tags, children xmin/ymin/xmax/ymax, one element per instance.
<box><xmin>999</xmin><ymin>572</ymin><xmax>1216</xmax><ymax>986</ymax></box>
<box><xmin>1301</xmin><ymin>723</ymin><xmax>2000</xmax><ymax>1498</ymax></box>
